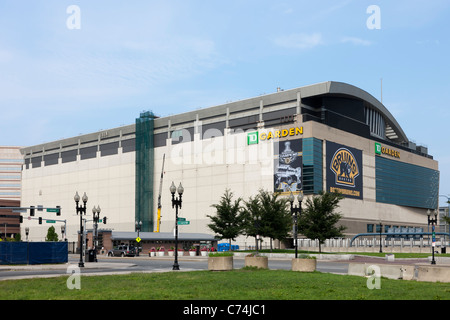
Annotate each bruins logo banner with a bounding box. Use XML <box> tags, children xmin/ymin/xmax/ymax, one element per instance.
<box><xmin>326</xmin><ymin>141</ymin><xmax>363</xmax><ymax>199</ymax></box>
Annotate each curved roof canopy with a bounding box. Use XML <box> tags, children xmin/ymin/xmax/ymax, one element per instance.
<box><xmin>296</xmin><ymin>81</ymin><xmax>408</xmax><ymax>143</ymax></box>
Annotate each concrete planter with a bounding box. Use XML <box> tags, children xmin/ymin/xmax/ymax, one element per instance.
<box><xmin>291</xmin><ymin>258</ymin><xmax>316</xmax><ymax>272</ymax></box>
<box><xmin>208</xmin><ymin>256</ymin><xmax>233</xmax><ymax>271</ymax></box>
<box><xmin>245</xmin><ymin>256</ymin><xmax>269</xmax><ymax>269</ymax></box>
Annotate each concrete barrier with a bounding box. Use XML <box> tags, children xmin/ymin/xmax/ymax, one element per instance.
<box><xmin>347</xmin><ymin>263</ymin><xmax>416</xmax><ymax>280</ymax></box>
<box><xmin>416</xmin><ymin>264</ymin><xmax>450</xmax><ymax>283</ymax></box>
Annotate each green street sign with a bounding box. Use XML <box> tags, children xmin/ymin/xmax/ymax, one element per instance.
<box><xmin>177</xmin><ymin>217</ymin><xmax>186</xmax><ymax>221</ymax></box>
<box><xmin>46</xmin><ymin>220</ymin><xmax>56</xmax><ymax>223</ymax></box>
<box><xmin>178</xmin><ymin>221</ymin><xmax>190</xmax><ymax>225</ymax></box>
<box><xmin>46</xmin><ymin>208</ymin><xmax>59</xmax><ymax>213</ymax></box>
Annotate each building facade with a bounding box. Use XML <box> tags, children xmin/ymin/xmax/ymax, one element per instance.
<box><xmin>0</xmin><ymin>147</ymin><xmax>23</xmax><ymax>239</ymax></box>
<box><xmin>20</xmin><ymin>82</ymin><xmax>440</xmax><ymax>245</ymax></box>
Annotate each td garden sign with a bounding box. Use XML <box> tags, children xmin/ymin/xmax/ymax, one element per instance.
<box><xmin>375</xmin><ymin>142</ymin><xmax>400</xmax><ymax>159</ymax></box>
<box><xmin>247</xmin><ymin>127</ymin><xmax>303</xmax><ymax>145</ymax></box>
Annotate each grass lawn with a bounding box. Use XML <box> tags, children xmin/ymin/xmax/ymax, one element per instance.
<box><xmin>0</xmin><ymin>269</ymin><xmax>449</xmax><ymax>300</ymax></box>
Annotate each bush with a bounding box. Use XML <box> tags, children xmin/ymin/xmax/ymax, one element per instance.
<box><xmin>209</xmin><ymin>252</ymin><xmax>234</xmax><ymax>257</ymax></box>
<box><xmin>297</xmin><ymin>254</ymin><xmax>316</xmax><ymax>259</ymax></box>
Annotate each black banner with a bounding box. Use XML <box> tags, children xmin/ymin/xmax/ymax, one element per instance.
<box><xmin>274</xmin><ymin>139</ymin><xmax>302</xmax><ymax>193</ymax></box>
<box><xmin>326</xmin><ymin>141</ymin><xmax>363</xmax><ymax>199</ymax></box>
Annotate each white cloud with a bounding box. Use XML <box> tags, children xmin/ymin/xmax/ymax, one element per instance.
<box><xmin>341</xmin><ymin>37</ymin><xmax>372</xmax><ymax>46</ymax></box>
<box><xmin>272</xmin><ymin>33</ymin><xmax>323</xmax><ymax>49</ymax></box>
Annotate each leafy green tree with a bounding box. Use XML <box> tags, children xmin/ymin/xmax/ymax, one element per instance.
<box><xmin>45</xmin><ymin>226</ymin><xmax>59</xmax><ymax>242</ymax></box>
<box><xmin>242</xmin><ymin>189</ymin><xmax>292</xmax><ymax>251</ymax></box>
<box><xmin>258</xmin><ymin>190</ymin><xmax>292</xmax><ymax>250</ymax></box>
<box><xmin>241</xmin><ymin>194</ymin><xmax>263</xmax><ymax>249</ymax></box>
<box><xmin>207</xmin><ymin>189</ymin><xmax>244</xmax><ymax>249</ymax></box>
<box><xmin>298</xmin><ymin>191</ymin><xmax>346</xmax><ymax>253</ymax></box>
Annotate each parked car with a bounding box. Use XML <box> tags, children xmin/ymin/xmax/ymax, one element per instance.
<box><xmin>107</xmin><ymin>245</ymin><xmax>137</xmax><ymax>257</ymax></box>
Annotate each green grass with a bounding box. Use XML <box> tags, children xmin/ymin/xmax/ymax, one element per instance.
<box><xmin>0</xmin><ymin>269</ymin><xmax>449</xmax><ymax>300</ymax></box>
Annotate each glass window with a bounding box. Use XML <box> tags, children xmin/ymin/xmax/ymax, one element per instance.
<box><xmin>375</xmin><ymin>156</ymin><xmax>439</xmax><ymax>209</ymax></box>
<box><xmin>303</xmin><ymin>137</ymin><xmax>323</xmax><ymax>194</ymax></box>
<box><xmin>367</xmin><ymin>224</ymin><xmax>374</xmax><ymax>233</ymax></box>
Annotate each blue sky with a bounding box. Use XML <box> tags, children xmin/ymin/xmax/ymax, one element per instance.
<box><xmin>1</xmin><ymin>1</ymin><xmax>449</xmax><ymax>202</ymax></box>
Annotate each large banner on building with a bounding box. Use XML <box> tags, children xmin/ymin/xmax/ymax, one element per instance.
<box><xmin>274</xmin><ymin>139</ymin><xmax>302</xmax><ymax>193</ymax></box>
<box><xmin>326</xmin><ymin>141</ymin><xmax>363</xmax><ymax>199</ymax></box>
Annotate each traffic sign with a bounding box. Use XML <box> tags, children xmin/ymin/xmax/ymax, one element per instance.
<box><xmin>136</xmin><ymin>237</ymin><xmax>141</xmax><ymax>243</ymax></box>
<box><xmin>178</xmin><ymin>221</ymin><xmax>190</xmax><ymax>225</ymax></box>
<box><xmin>46</xmin><ymin>220</ymin><xmax>56</xmax><ymax>223</ymax></box>
<box><xmin>177</xmin><ymin>217</ymin><xmax>186</xmax><ymax>221</ymax></box>
<box><xmin>46</xmin><ymin>208</ymin><xmax>59</xmax><ymax>213</ymax></box>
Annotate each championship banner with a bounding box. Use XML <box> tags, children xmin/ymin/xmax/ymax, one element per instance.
<box><xmin>326</xmin><ymin>141</ymin><xmax>363</xmax><ymax>199</ymax></box>
<box><xmin>274</xmin><ymin>139</ymin><xmax>302</xmax><ymax>193</ymax></box>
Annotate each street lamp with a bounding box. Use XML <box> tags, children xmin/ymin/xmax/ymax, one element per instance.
<box><xmin>135</xmin><ymin>220</ymin><xmax>142</xmax><ymax>256</ymax></box>
<box><xmin>378</xmin><ymin>220</ymin><xmax>383</xmax><ymax>253</ymax></box>
<box><xmin>170</xmin><ymin>181</ymin><xmax>183</xmax><ymax>271</ymax></box>
<box><xmin>253</xmin><ymin>216</ymin><xmax>261</xmax><ymax>254</ymax></box>
<box><xmin>92</xmin><ymin>205</ymin><xmax>101</xmax><ymax>262</ymax></box>
<box><xmin>61</xmin><ymin>225</ymin><xmax>65</xmax><ymax>242</ymax></box>
<box><xmin>74</xmin><ymin>191</ymin><xmax>88</xmax><ymax>267</ymax></box>
<box><xmin>289</xmin><ymin>191</ymin><xmax>303</xmax><ymax>259</ymax></box>
<box><xmin>427</xmin><ymin>209</ymin><xmax>438</xmax><ymax>265</ymax></box>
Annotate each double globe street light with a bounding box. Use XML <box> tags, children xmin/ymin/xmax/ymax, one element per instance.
<box><xmin>74</xmin><ymin>191</ymin><xmax>88</xmax><ymax>268</ymax></box>
<box><xmin>289</xmin><ymin>191</ymin><xmax>303</xmax><ymax>259</ymax></box>
<box><xmin>170</xmin><ymin>181</ymin><xmax>184</xmax><ymax>271</ymax></box>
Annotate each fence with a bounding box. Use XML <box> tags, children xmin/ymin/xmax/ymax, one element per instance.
<box><xmin>0</xmin><ymin>242</ymin><xmax>68</xmax><ymax>265</ymax></box>
<box><xmin>298</xmin><ymin>236</ymin><xmax>450</xmax><ymax>253</ymax></box>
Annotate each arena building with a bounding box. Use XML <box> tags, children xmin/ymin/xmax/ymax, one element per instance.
<box><xmin>19</xmin><ymin>81</ymin><xmax>439</xmax><ymax>249</ymax></box>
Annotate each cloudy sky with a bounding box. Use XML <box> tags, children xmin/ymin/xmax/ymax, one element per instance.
<box><xmin>1</xmin><ymin>1</ymin><xmax>449</xmax><ymax>201</ymax></box>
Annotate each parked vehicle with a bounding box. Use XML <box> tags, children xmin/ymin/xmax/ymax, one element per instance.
<box><xmin>107</xmin><ymin>245</ymin><xmax>137</xmax><ymax>257</ymax></box>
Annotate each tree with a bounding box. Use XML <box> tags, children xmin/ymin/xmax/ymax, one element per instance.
<box><xmin>45</xmin><ymin>226</ymin><xmax>59</xmax><ymax>242</ymax></box>
<box><xmin>207</xmin><ymin>189</ymin><xmax>244</xmax><ymax>248</ymax></box>
<box><xmin>241</xmin><ymin>194</ymin><xmax>263</xmax><ymax>250</ymax></box>
<box><xmin>298</xmin><ymin>191</ymin><xmax>346</xmax><ymax>253</ymax></box>
<box><xmin>257</xmin><ymin>190</ymin><xmax>292</xmax><ymax>250</ymax></box>
<box><xmin>241</xmin><ymin>189</ymin><xmax>292</xmax><ymax>251</ymax></box>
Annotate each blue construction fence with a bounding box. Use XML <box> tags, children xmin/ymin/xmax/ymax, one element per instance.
<box><xmin>217</xmin><ymin>243</ymin><xmax>239</xmax><ymax>252</ymax></box>
<box><xmin>0</xmin><ymin>242</ymin><xmax>68</xmax><ymax>265</ymax></box>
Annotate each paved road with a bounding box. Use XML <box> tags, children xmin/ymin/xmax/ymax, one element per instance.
<box><xmin>0</xmin><ymin>254</ymin><xmax>349</xmax><ymax>280</ymax></box>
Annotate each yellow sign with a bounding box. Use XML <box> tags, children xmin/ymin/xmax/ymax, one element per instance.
<box><xmin>260</xmin><ymin>127</ymin><xmax>303</xmax><ymax>141</ymax></box>
<box><xmin>136</xmin><ymin>237</ymin><xmax>141</xmax><ymax>243</ymax></box>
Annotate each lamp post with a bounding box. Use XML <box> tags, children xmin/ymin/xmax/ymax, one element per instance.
<box><xmin>427</xmin><ymin>209</ymin><xmax>438</xmax><ymax>265</ymax></box>
<box><xmin>25</xmin><ymin>227</ymin><xmax>29</xmax><ymax>241</ymax></box>
<box><xmin>74</xmin><ymin>191</ymin><xmax>88</xmax><ymax>268</ymax></box>
<box><xmin>92</xmin><ymin>205</ymin><xmax>101</xmax><ymax>262</ymax></box>
<box><xmin>61</xmin><ymin>225</ymin><xmax>65</xmax><ymax>242</ymax></box>
<box><xmin>135</xmin><ymin>220</ymin><xmax>142</xmax><ymax>256</ymax></box>
<box><xmin>378</xmin><ymin>220</ymin><xmax>383</xmax><ymax>253</ymax></box>
<box><xmin>289</xmin><ymin>191</ymin><xmax>303</xmax><ymax>259</ymax></box>
<box><xmin>170</xmin><ymin>181</ymin><xmax>184</xmax><ymax>271</ymax></box>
